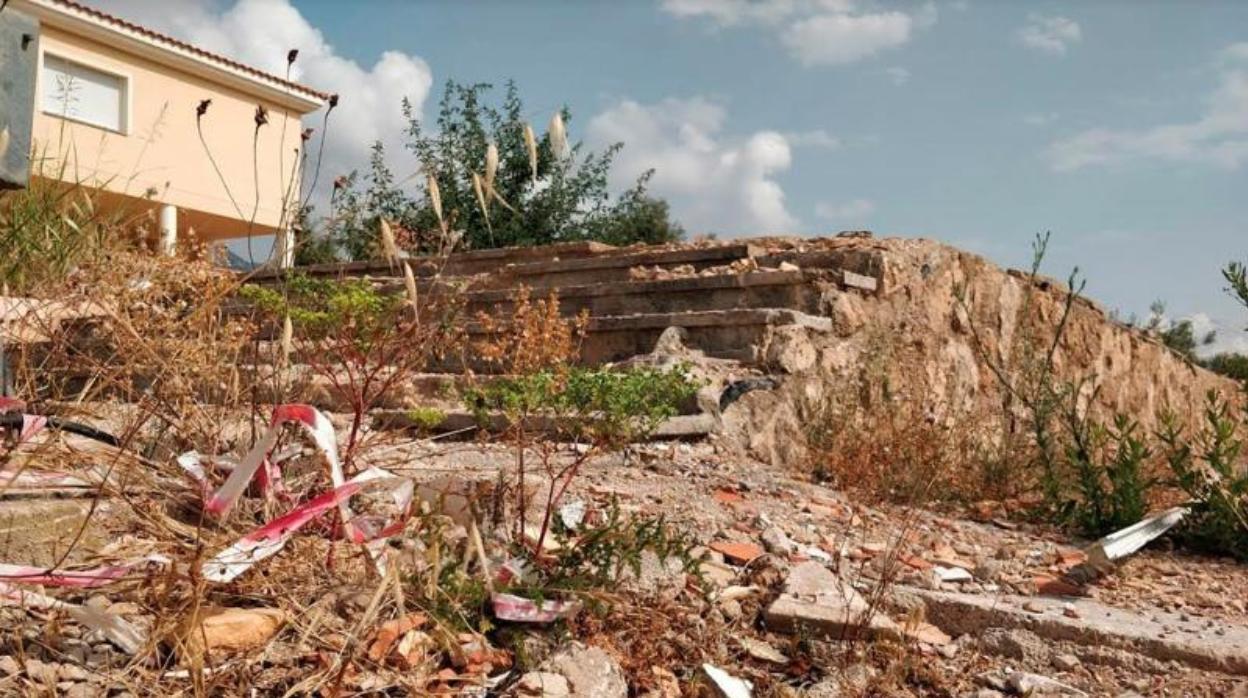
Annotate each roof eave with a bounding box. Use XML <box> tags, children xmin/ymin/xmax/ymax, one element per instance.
<box><xmin>12</xmin><ymin>0</ymin><xmax>326</xmax><ymax>114</ymax></box>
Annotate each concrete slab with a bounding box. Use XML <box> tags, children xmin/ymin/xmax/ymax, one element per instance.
<box><xmin>907</xmin><ymin>587</ymin><xmax>1248</xmax><ymax>676</ymax></box>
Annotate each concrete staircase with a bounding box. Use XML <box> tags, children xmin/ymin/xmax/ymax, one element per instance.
<box><xmin>34</xmin><ymin>239</ymin><xmax>885</xmax><ymax>439</ymax></box>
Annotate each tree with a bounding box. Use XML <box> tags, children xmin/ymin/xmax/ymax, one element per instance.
<box><xmin>1202</xmin><ymin>353</ymin><xmax>1248</xmax><ymax>383</ymax></box>
<box><xmin>1147</xmin><ymin>301</ymin><xmax>1213</xmax><ymax>360</ymax></box>
<box><xmin>321</xmin><ymin>80</ymin><xmax>682</xmax><ymax>258</ymax></box>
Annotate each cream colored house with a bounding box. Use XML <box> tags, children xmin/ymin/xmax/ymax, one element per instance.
<box><xmin>7</xmin><ymin>0</ymin><xmax>327</xmax><ymax>263</ymax></box>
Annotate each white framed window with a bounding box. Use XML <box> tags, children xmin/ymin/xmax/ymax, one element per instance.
<box><xmin>40</xmin><ymin>53</ymin><xmax>128</xmax><ymax>133</ymax></box>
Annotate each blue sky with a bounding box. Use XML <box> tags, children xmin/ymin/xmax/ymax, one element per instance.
<box><xmin>110</xmin><ymin>0</ymin><xmax>1248</xmax><ymax>352</ymax></box>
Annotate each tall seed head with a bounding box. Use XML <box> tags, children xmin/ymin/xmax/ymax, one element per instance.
<box><xmin>548</xmin><ymin>112</ymin><xmax>567</xmax><ymax>160</ymax></box>
<box><xmin>379</xmin><ymin>217</ymin><xmax>399</xmax><ymax>263</ymax></box>
<box><xmin>427</xmin><ymin>173</ymin><xmax>444</xmax><ymax>224</ymax></box>
<box><xmin>472</xmin><ymin>171</ymin><xmax>490</xmax><ymax>220</ymax></box>
<box><xmin>523</xmin><ymin>123</ymin><xmax>538</xmax><ymax>184</ymax></box>
<box><xmin>402</xmin><ymin>261</ymin><xmax>419</xmax><ymax>308</ymax></box>
<box><xmin>484</xmin><ymin>142</ymin><xmax>499</xmax><ymax>192</ymax></box>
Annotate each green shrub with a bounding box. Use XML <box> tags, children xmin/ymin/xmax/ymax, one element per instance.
<box><xmin>404</xmin><ymin>405</ymin><xmax>447</xmax><ymax>432</ymax></box>
<box><xmin>466</xmin><ymin>365</ymin><xmax>698</xmax><ymax>447</ymax></box>
<box><xmin>1159</xmin><ymin>393</ymin><xmax>1248</xmax><ymax>561</ymax></box>
<box><xmin>239</xmin><ymin>273</ymin><xmax>400</xmax><ymax>342</ymax></box>
<box><xmin>1202</xmin><ymin>353</ymin><xmax>1248</xmax><ymax>383</ymax></box>
<box><xmin>1064</xmin><ymin>409</ymin><xmax>1155</xmax><ymax>536</ymax></box>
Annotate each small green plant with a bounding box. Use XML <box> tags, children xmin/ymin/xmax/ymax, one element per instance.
<box><xmin>466</xmin><ymin>363</ymin><xmax>697</xmax><ymax>552</ymax></box>
<box><xmin>467</xmin><ymin>365</ymin><xmax>698</xmax><ymax>447</ymax></box>
<box><xmin>955</xmin><ymin>232</ymin><xmax>1088</xmax><ymax>513</ymax></box>
<box><xmin>1159</xmin><ymin>393</ymin><xmax>1248</xmax><ymax>561</ymax></box>
<box><xmin>1063</xmin><ymin>403</ymin><xmax>1156</xmax><ymax>536</ymax></box>
<box><xmin>239</xmin><ymin>273</ymin><xmax>399</xmax><ymax>343</ymax></box>
<box><xmin>404</xmin><ymin>405</ymin><xmax>447</xmax><ymax>432</ymax></box>
<box><xmin>534</xmin><ymin>499</ymin><xmax>702</xmax><ymax>594</ymax></box>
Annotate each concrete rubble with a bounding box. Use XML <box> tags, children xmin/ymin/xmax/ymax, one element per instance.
<box><xmin>2</xmin><ymin>236</ymin><xmax>1246</xmax><ymax>696</ymax></box>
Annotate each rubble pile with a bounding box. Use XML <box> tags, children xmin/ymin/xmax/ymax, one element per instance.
<box><xmin>1</xmin><ymin>236</ymin><xmax>1245</xmax><ymax>696</ymax></box>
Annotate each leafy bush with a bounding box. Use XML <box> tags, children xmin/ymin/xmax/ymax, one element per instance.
<box><xmin>321</xmin><ymin>80</ymin><xmax>683</xmax><ymax>258</ymax></box>
<box><xmin>240</xmin><ymin>273</ymin><xmax>401</xmax><ymax>343</ymax></box>
<box><xmin>404</xmin><ymin>405</ymin><xmax>447</xmax><ymax>432</ymax></box>
<box><xmin>1063</xmin><ymin>407</ymin><xmax>1156</xmax><ymax>536</ymax></box>
<box><xmin>1159</xmin><ymin>394</ymin><xmax>1248</xmax><ymax>561</ymax></box>
<box><xmin>467</xmin><ymin>365</ymin><xmax>697</xmax><ymax>448</ymax></box>
<box><xmin>240</xmin><ymin>272</ymin><xmax>464</xmax><ymax>463</ymax></box>
<box><xmin>1202</xmin><ymin>352</ymin><xmax>1248</xmax><ymax>383</ymax></box>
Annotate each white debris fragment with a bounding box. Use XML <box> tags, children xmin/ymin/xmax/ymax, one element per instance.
<box><xmin>1084</xmin><ymin>506</ymin><xmax>1188</xmax><ymax>572</ymax></box>
<box><xmin>559</xmin><ymin>499</ymin><xmax>586</xmax><ymax>531</ymax></box>
<box><xmin>933</xmin><ymin>565</ymin><xmax>973</xmax><ymax>583</ymax></box>
<box><xmin>702</xmin><ymin>663</ymin><xmax>753</xmax><ymax>698</ymax></box>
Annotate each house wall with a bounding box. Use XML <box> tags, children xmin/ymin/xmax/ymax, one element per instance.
<box><xmin>31</xmin><ymin>24</ymin><xmax>308</xmax><ymax>240</ymax></box>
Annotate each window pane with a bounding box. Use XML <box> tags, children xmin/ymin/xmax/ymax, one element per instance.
<box><xmin>41</xmin><ymin>54</ymin><xmax>124</xmax><ymax>132</ymax></box>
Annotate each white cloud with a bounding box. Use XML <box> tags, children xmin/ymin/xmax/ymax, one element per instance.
<box><xmin>1023</xmin><ymin>112</ymin><xmax>1060</xmax><ymax>126</ymax></box>
<box><xmin>784</xmin><ymin>129</ymin><xmax>842</xmax><ymax>149</ymax></box>
<box><xmin>102</xmin><ymin>0</ymin><xmax>433</xmax><ymax>205</ymax></box>
<box><xmin>587</xmin><ymin>97</ymin><xmax>800</xmax><ymax>234</ymax></box>
<box><xmin>1222</xmin><ymin>42</ymin><xmax>1248</xmax><ymax>62</ymax></box>
<box><xmin>662</xmin><ymin>0</ymin><xmax>935</xmax><ymax>67</ymax></box>
<box><xmin>659</xmin><ymin>0</ymin><xmax>803</xmax><ymax>26</ymax></box>
<box><xmin>1017</xmin><ymin>14</ymin><xmax>1081</xmax><ymax>56</ymax></box>
<box><xmin>1046</xmin><ymin>48</ymin><xmax>1248</xmax><ymax>171</ymax></box>
<box><xmin>886</xmin><ymin>66</ymin><xmax>912</xmax><ymax>85</ymax></box>
<box><xmin>783</xmin><ymin>10</ymin><xmax>915</xmax><ymax>66</ymax></box>
<box><xmin>1185</xmin><ymin>312</ymin><xmax>1248</xmax><ymax>358</ymax></box>
<box><xmin>814</xmin><ymin>198</ymin><xmax>875</xmax><ymax>223</ymax></box>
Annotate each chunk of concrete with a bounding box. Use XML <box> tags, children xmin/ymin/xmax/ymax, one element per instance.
<box><xmin>907</xmin><ymin>586</ymin><xmax>1248</xmax><ymax>676</ymax></box>
<box><xmin>542</xmin><ymin>644</ymin><xmax>627</xmax><ymax>698</ymax></box>
<box><xmin>516</xmin><ymin>671</ymin><xmax>571</xmax><ymax>697</ymax></box>
<box><xmin>765</xmin><ymin>562</ymin><xmax>899</xmax><ymax>640</ymax></box>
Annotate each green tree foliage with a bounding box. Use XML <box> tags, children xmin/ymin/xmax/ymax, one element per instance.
<box><xmin>1202</xmin><ymin>353</ymin><xmax>1248</xmax><ymax>383</ymax></box>
<box><xmin>321</xmin><ymin>80</ymin><xmax>682</xmax><ymax>259</ymax></box>
<box><xmin>1147</xmin><ymin>301</ymin><xmax>1214</xmax><ymax>360</ymax></box>
<box><xmin>1226</xmin><ymin>261</ymin><xmax>1248</xmax><ymax>312</ymax></box>
<box><xmin>1159</xmin><ymin>394</ymin><xmax>1248</xmax><ymax>561</ymax></box>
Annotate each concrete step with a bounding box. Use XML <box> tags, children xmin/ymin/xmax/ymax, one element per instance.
<box><xmin>417</xmin><ymin>269</ymin><xmax>822</xmax><ymax>318</ymax></box>
<box><xmin>247</xmin><ymin>240</ymin><xmax>617</xmax><ymax>281</ymax></box>
<box><xmin>491</xmin><ymin>243</ymin><xmax>761</xmax><ymax>289</ymax></box>
<box><xmin>460</xmin><ymin>307</ymin><xmax>833</xmax><ymax>368</ymax></box>
<box><xmin>249</xmin><ymin>242</ymin><xmax>761</xmax><ymax>290</ymax></box>
<box><xmin>229</xmin><ymin>307</ymin><xmax>830</xmax><ymax>373</ymax></box>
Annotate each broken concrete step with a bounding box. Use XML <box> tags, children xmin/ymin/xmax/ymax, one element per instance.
<box><xmin>447</xmin><ymin>308</ymin><xmax>833</xmax><ymax>370</ymax></box>
<box><xmin>454</xmin><ymin>269</ymin><xmax>820</xmax><ymax>317</ymax></box>
<box><xmin>764</xmin><ymin>561</ymin><xmax>900</xmax><ymax>641</ymax></box>
<box><xmin>492</xmin><ymin>242</ymin><xmax>762</xmax><ymax>288</ymax></box>
<box><xmin>908</xmin><ymin>586</ymin><xmax>1248</xmax><ymax>676</ymax></box>
<box><xmin>240</xmin><ymin>308</ymin><xmax>831</xmax><ymax>373</ymax></box>
<box><xmin>0</xmin><ymin>499</ymin><xmax>121</xmax><ymax>567</ymax></box>
<box><xmin>756</xmin><ymin>248</ymin><xmax>883</xmax><ymax>291</ymax></box>
<box><xmin>247</xmin><ymin>240</ymin><xmax>616</xmax><ymax>281</ymax></box>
